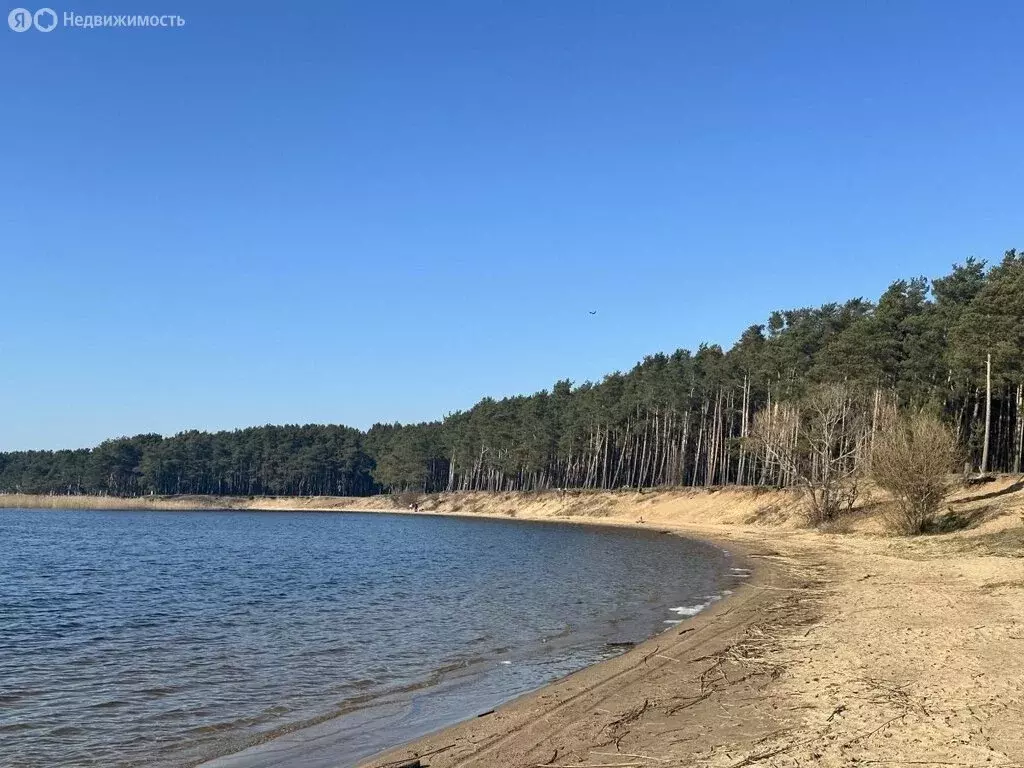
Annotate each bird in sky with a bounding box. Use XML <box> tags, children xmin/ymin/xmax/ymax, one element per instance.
<box><xmin>588</xmin><ymin>310</ymin><xmax>597</xmax><ymax>315</ymax></box>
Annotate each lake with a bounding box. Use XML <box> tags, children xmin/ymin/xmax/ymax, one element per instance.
<box><xmin>0</xmin><ymin>508</ymin><xmax>739</xmax><ymax>767</ymax></box>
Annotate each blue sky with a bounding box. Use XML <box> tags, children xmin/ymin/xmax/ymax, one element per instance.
<box><xmin>2</xmin><ymin>1</ymin><xmax>1022</xmax><ymax>451</ymax></box>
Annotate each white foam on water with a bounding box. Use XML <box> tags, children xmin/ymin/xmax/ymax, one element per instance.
<box><xmin>668</xmin><ymin>601</ymin><xmax>712</xmax><ymax>617</ymax></box>
<box><xmin>667</xmin><ymin>589</ymin><xmax>731</xmax><ymax>621</ymax></box>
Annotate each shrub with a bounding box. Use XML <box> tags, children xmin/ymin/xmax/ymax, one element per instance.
<box><xmin>872</xmin><ymin>412</ymin><xmax>960</xmax><ymax>535</ymax></box>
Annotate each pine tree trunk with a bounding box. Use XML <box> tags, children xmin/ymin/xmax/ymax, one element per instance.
<box><xmin>681</xmin><ymin>409</ymin><xmax>691</xmax><ymax>485</ymax></box>
<box><xmin>602</xmin><ymin>424</ymin><xmax>611</xmax><ymax>488</ymax></box>
<box><xmin>982</xmin><ymin>354</ymin><xmax>992</xmax><ymax>473</ymax></box>
<box><xmin>1014</xmin><ymin>383</ymin><xmax>1023</xmax><ymax>475</ymax></box>
<box><xmin>737</xmin><ymin>375</ymin><xmax>750</xmax><ymax>485</ymax></box>
<box><xmin>694</xmin><ymin>399</ymin><xmax>707</xmax><ymax>485</ymax></box>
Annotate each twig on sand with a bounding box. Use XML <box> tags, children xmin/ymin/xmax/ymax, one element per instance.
<box><xmin>804</xmin><ymin>619</ymin><xmax>835</xmax><ymax>636</ymax></box>
<box><xmin>826</xmin><ymin>704</ymin><xmax>846</xmax><ymax>721</ymax></box>
<box><xmin>608</xmin><ymin>698</ymin><xmax>651</xmax><ymax>729</ymax></box>
<box><xmin>641</xmin><ymin>646</ymin><xmax>662</xmax><ymax>664</ymax></box>
<box><xmin>664</xmin><ymin>692</ymin><xmax>711</xmax><ymax>714</ymax></box>
<box><xmin>843</xmin><ymin>712</ymin><xmax>907</xmax><ymax>746</ymax></box>
<box><xmin>724</xmin><ymin>731</ymin><xmax>823</xmax><ymax>767</ymax></box>
<box><xmin>373</xmin><ymin>743</ymin><xmax>456</xmax><ymax>768</ymax></box>
<box><xmin>726</xmin><ymin>744</ymin><xmax>794</xmax><ymax>767</ymax></box>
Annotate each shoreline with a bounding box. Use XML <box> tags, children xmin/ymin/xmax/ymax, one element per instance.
<box><xmin>197</xmin><ymin>525</ymin><xmax>763</xmax><ymax>768</ymax></box>
<box><xmin>347</xmin><ymin>486</ymin><xmax>1024</xmax><ymax>768</ymax></box>
<box><xmin>8</xmin><ymin>484</ymin><xmax>1024</xmax><ymax>767</ymax></box>
<box><xmin>7</xmin><ymin>490</ymin><xmax>793</xmax><ymax>767</ymax></box>
<box><xmin>355</xmin><ymin>524</ymin><xmax>814</xmax><ymax>768</ymax></box>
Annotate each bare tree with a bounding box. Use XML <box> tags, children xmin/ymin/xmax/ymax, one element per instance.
<box><xmin>872</xmin><ymin>411</ymin><xmax>960</xmax><ymax>535</ymax></box>
<box><xmin>751</xmin><ymin>383</ymin><xmax>867</xmax><ymax>526</ymax></box>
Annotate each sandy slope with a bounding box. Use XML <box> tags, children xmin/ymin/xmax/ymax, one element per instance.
<box><xmin>7</xmin><ymin>481</ymin><xmax>1024</xmax><ymax>768</ymax></box>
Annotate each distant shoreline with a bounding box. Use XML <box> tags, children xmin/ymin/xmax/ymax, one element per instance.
<box><xmin>0</xmin><ymin>492</ymin><xmax>408</xmax><ymax>513</ymax></box>
<box><xmin>0</xmin><ymin>486</ymin><xmax>799</xmax><ymax>523</ymax></box>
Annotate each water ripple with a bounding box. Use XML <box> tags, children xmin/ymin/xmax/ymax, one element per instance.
<box><xmin>0</xmin><ymin>509</ymin><xmax>732</xmax><ymax>767</ymax></box>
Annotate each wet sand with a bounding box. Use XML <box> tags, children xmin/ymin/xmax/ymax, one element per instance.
<box><xmin>359</xmin><ymin>532</ymin><xmax>816</xmax><ymax>768</ymax></box>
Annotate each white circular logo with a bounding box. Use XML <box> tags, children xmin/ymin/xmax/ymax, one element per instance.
<box><xmin>34</xmin><ymin>7</ymin><xmax>57</xmax><ymax>31</ymax></box>
<box><xmin>8</xmin><ymin>7</ymin><xmax>33</xmax><ymax>31</ymax></box>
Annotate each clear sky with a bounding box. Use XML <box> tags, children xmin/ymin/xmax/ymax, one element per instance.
<box><xmin>2</xmin><ymin>1</ymin><xmax>1022</xmax><ymax>451</ymax></box>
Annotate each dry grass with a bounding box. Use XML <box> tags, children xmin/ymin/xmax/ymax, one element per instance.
<box><xmin>0</xmin><ymin>493</ymin><xmax>225</xmax><ymax>510</ymax></box>
<box><xmin>741</xmin><ymin>501</ymin><xmax>793</xmax><ymax>527</ymax></box>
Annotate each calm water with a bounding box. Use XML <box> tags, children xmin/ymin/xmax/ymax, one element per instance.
<box><xmin>0</xmin><ymin>509</ymin><xmax>738</xmax><ymax>768</ymax></box>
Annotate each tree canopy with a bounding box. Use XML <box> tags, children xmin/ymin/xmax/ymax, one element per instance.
<box><xmin>3</xmin><ymin>250</ymin><xmax>1022</xmax><ymax>497</ymax></box>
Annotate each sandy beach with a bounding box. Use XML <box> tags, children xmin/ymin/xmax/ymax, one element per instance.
<box><xmin>6</xmin><ymin>481</ymin><xmax>1024</xmax><ymax>768</ymax></box>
